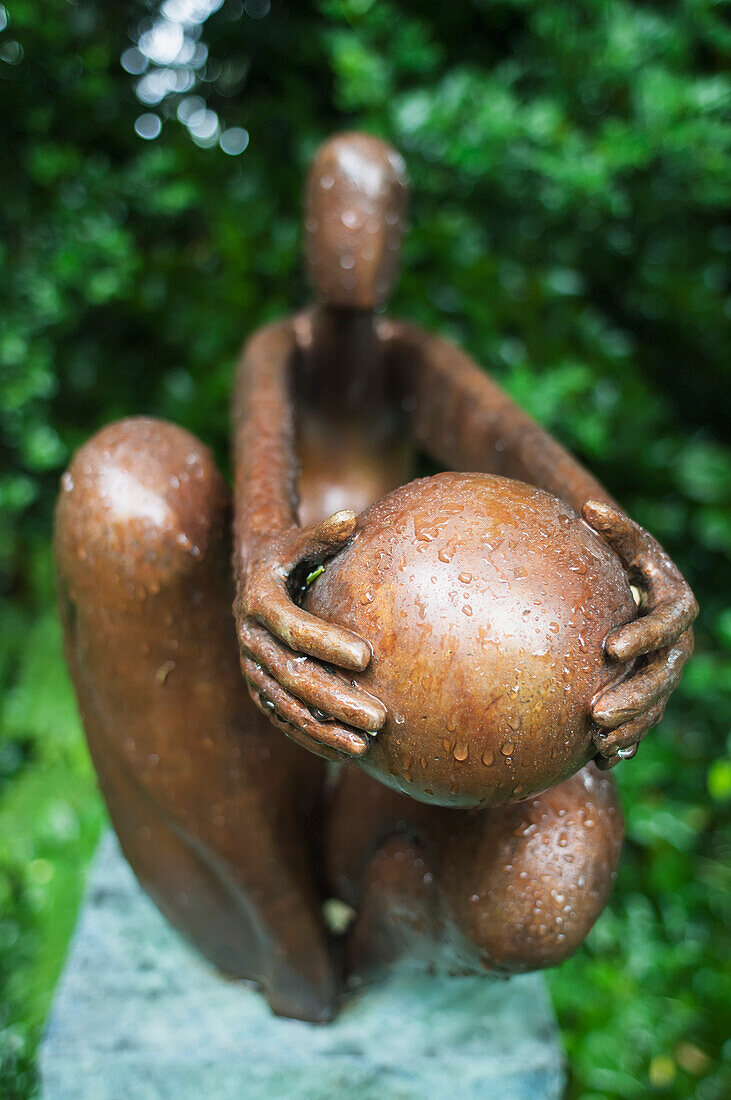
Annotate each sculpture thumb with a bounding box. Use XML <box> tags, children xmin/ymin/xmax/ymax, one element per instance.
<box><xmin>313</xmin><ymin>509</ymin><xmax>359</xmax><ymax>549</ymax></box>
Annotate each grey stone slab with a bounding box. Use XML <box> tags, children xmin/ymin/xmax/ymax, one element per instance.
<box><xmin>40</xmin><ymin>833</ymin><xmax>566</xmax><ymax>1099</ymax></box>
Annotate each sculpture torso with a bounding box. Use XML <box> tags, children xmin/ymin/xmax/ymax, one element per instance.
<box><xmin>294</xmin><ymin>308</ymin><xmax>411</xmax><ymax>527</ymax></box>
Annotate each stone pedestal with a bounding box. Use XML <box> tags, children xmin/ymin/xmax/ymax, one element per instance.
<box><xmin>40</xmin><ymin>833</ymin><xmax>565</xmax><ymax>1099</ymax></box>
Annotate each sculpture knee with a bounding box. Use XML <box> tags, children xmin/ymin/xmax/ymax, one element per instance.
<box><xmin>55</xmin><ymin>416</ymin><xmax>228</xmax><ymax>607</ymax></box>
<box><xmin>342</xmin><ymin>834</ymin><xmax>445</xmax><ymax>985</ymax></box>
<box><xmin>439</xmin><ymin>765</ymin><xmax>624</xmax><ymax>973</ymax></box>
<box><xmin>325</xmin><ymin>765</ymin><xmax>445</xmax><ymax>908</ymax></box>
<box><xmin>330</xmin><ymin>764</ymin><xmax>622</xmax><ymax>978</ymax></box>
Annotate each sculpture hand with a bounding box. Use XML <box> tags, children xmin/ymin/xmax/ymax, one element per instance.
<box><xmin>582</xmin><ymin>501</ymin><xmax>698</xmax><ymax>768</ymax></box>
<box><xmin>236</xmin><ymin>509</ymin><xmax>385</xmax><ymax>760</ymax></box>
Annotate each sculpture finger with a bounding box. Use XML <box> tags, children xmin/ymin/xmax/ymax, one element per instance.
<box><xmin>251</xmin><ymin>585</ymin><xmax>371</xmax><ymax>672</ymax></box>
<box><xmin>591</xmin><ymin>636</ymin><xmax>690</xmax><ymax>730</ymax></box>
<box><xmin>606</xmin><ymin>601</ymin><xmax>696</xmax><ymax>662</ymax></box>
<box><xmin>583</xmin><ymin>501</ymin><xmax>698</xmax><ymax>618</ymax></box>
<box><xmin>238</xmin><ymin>619</ymin><xmax>386</xmax><ymax>732</ymax></box>
<box><xmin>594</xmin><ymin>701</ymin><xmax>665</xmax><ymax>760</ymax></box>
<box><xmin>286</xmin><ymin>509</ymin><xmax>359</xmax><ymax>570</ymax></box>
<box><xmin>583</xmin><ymin>500</ymin><xmax>670</xmax><ymax>588</ymax></box>
<box><xmin>582</xmin><ymin>500</ymin><xmax>642</xmax><ymax>556</ymax></box>
<box><xmin>243</xmin><ymin>676</ymin><xmax>343</xmax><ymax>763</ymax></box>
<box><xmin>241</xmin><ymin>654</ymin><xmax>369</xmax><ymax>758</ymax></box>
<box><xmin>594</xmin><ymin>742</ymin><xmax>639</xmax><ymax>770</ymax></box>
<box><xmin>310</xmin><ymin>509</ymin><xmax>359</xmax><ymax>552</ymax></box>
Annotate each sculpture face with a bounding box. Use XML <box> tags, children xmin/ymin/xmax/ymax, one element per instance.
<box><xmin>304</xmin><ymin>132</ymin><xmax>408</xmax><ymax>309</ymax></box>
<box><xmin>307</xmin><ymin>472</ymin><xmax>636</xmax><ymax>807</ymax></box>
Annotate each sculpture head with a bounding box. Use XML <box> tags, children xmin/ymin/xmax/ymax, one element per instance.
<box><xmin>304</xmin><ymin>132</ymin><xmax>409</xmax><ymax>311</ymax></box>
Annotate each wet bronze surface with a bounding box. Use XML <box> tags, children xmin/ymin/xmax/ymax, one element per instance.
<box><xmin>56</xmin><ymin>419</ymin><xmax>336</xmax><ymax>1022</ymax></box>
<box><xmin>232</xmin><ymin>133</ymin><xmax>696</xmax><ymax>770</ymax></box>
<box><xmin>327</xmin><ymin>762</ymin><xmax>623</xmax><ymax>981</ymax></box>
<box><xmin>305</xmin><ymin>131</ymin><xmax>408</xmax><ymax>310</ymax></box>
<box><xmin>308</xmin><ymin>472</ymin><xmax>636</xmax><ymax>807</ymax></box>
<box><xmin>56</xmin><ymin>131</ymin><xmax>697</xmax><ymax>1021</ymax></box>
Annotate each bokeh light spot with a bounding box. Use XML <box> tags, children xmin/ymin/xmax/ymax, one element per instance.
<box><xmin>134</xmin><ymin>113</ymin><xmax>163</xmax><ymax>140</ymax></box>
<box><xmin>245</xmin><ymin>0</ymin><xmax>271</xmax><ymax>18</ymax></box>
<box><xmin>220</xmin><ymin>127</ymin><xmax>249</xmax><ymax>155</ymax></box>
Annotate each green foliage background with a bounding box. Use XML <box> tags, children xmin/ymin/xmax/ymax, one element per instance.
<box><xmin>1</xmin><ymin>1</ymin><xmax>729</xmax><ymax>1096</ymax></box>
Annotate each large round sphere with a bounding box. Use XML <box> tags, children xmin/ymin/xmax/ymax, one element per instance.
<box><xmin>307</xmin><ymin>472</ymin><xmax>635</xmax><ymax>808</ymax></box>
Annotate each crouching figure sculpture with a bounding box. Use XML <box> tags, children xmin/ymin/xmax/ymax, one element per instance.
<box><xmin>55</xmin><ymin>133</ymin><xmax>697</xmax><ymax>1023</ymax></box>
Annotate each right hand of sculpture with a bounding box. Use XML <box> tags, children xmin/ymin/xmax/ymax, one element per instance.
<box><xmin>235</xmin><ymin>510</ymin><xmax>386</xmax><ymax>760</ymax></box>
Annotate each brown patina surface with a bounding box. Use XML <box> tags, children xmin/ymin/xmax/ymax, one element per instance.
<box><xmin>56</xmin><ymin>419</ymin><xmax>335</xmax><ymax>1022</ymax></box>
<box><xmin>307</xmin><ymin>471</ymin><xmax>636</xmax><ymax>808</ymax></box>
<box><xmin>56</xmin><ymin>132</ymin><xmax>697</xmax><ymax>1022</ymax></box>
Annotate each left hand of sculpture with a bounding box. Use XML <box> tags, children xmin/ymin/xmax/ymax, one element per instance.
<box><xmin>236</xmin><ymin>509</ymin><xmax>387</xmax><ymax>761</ymax></box>
<box><xmin>582</xmin><ymin>501</ymin><xmax>698</xmax><ymax>768</ymax></box>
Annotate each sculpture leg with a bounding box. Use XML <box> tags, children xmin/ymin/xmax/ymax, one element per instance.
<box><xmin>55</xmin><ymin>417</ymin><xmax>336</xmax><ymax>1022</ymax></box>
<box><xmin>326</xmin><ymin>763</ymin><xmax>623</xmax><ymax>981</ymax></box>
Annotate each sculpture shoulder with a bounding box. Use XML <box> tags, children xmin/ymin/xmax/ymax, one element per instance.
<box><xmin>238</xmin><ymin>311</ymin><xmax>312</xmax><ymax>362</ymax></box>
<box><xmin>377</xmin><ymin>315</ymin><xmax>488</xmax><ymax>384</ymax></box>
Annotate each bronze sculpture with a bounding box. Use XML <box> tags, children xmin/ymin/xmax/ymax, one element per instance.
<box><xmin>55</xmin><ymin>133</ymin><xmax>697</xmax><ymax>1023</ymax></box>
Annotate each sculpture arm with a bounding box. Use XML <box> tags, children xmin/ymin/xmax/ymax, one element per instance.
<box><xmin>384</xmin><ymin>320</ymin><xmax>697</xmax><ymax>766</ymax></box>
<box><xmin>232</xmin><ymin>317</ymin><xmax>386</xmax><ymax>759</ymax></box>
<box><xmin>383</xmin><ymin>319</ymin><xmax>612</xmax><ymax>512</ymax></box>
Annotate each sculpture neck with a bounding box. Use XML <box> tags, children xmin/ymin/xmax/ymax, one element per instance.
<box><xmin>304</xmin><ymin>306</ymin><xmax>385</xmax><ymax>421</ymax></box>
